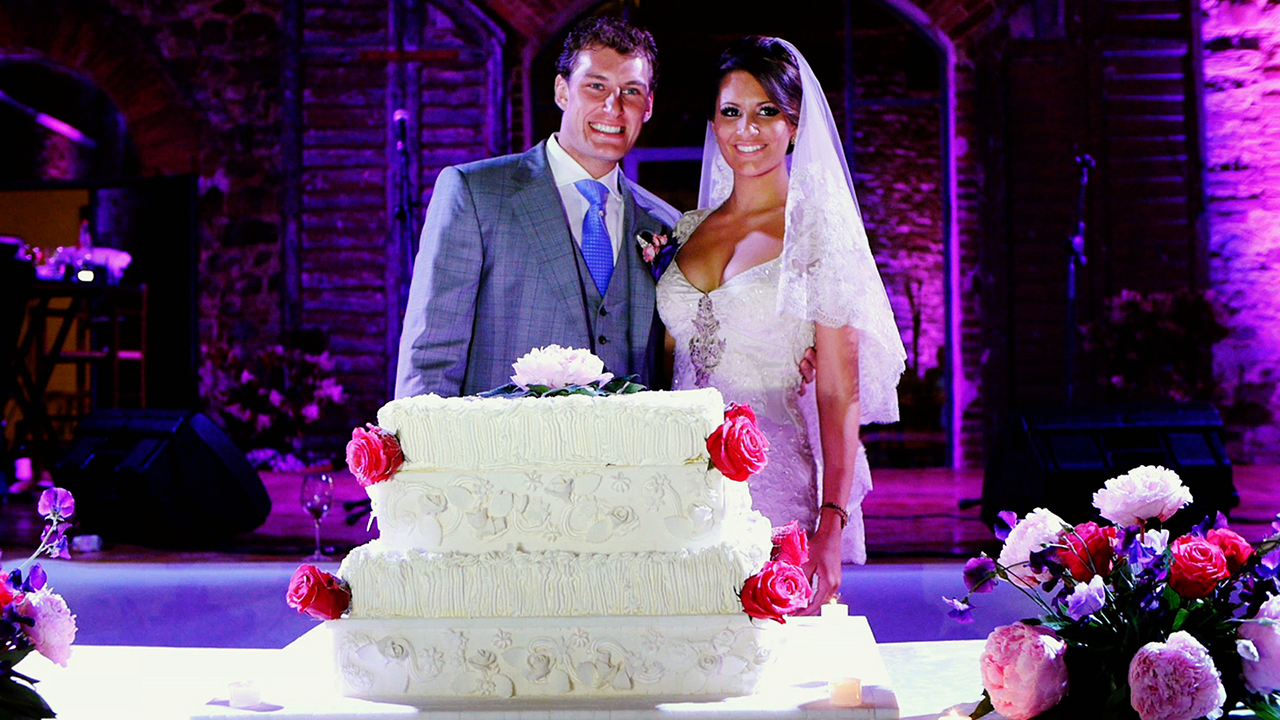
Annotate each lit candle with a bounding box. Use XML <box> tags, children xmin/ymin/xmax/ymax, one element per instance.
<box><xmin>829</xmin><ymin>677</ymin><xmax>862</xmax><ymax>706</ymax></box>
<box><xmin>228</xmin><ymin>681</ymin><xmax>261</xmax><ymax>709</ymax></box>
<box><xmin>820</xmin><ymin>598</ymin><xmax>849</xmax><ymax>618</ymax></box>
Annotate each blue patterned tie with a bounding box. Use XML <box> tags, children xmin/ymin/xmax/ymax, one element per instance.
<box><xmin>574</xmin><ymin>179</ymin><xmax>613</xmax><ymax>296</ymax></box>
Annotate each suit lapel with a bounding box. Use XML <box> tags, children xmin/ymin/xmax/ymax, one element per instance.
<box><xmin>512</xmin><ymin>143</ymin><xmax>588</xmax><ymax>316</ymax></box>
<box><xmin>620</xmin><ymin>177</ymin><xmax>658</xmax><ymax>375</ymax></box>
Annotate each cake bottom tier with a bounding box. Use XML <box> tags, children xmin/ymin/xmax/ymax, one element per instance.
<box><xmin>329</xmin><ymin>614</ymin><xmax>774</xmax><ymax>703</ymax></box>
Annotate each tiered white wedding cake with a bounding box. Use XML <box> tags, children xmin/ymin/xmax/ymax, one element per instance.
<box><xmin>330</xmin><ymin>386</ymin><xmax>779</xmax><ymax>703</ymax></box>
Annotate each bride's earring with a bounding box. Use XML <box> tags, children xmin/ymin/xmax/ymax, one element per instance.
<box><xmin>787</xmin><ymin>135</ymin><xmax>796</xmax><ymax>154</ymax></box>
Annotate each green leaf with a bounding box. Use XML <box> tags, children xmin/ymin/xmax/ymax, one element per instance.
<box><xmin>970</xmin><ymin>691</ymin><xmax>995</xmax><ymax>719</ymax></box>
<box><xmin>1245</xmin><ymin>693</ymin><xmax>1280</xmax><ymax>720</ymax></box>
<box><xmin>1171</xmin><ymin>608</ymin><xmax>1190</xmax><ymax>631</ymax></box>
<box><xmin>0</xmin><ymin>674</ymin><xmax>56</xmax><ymax>720</ymax></box>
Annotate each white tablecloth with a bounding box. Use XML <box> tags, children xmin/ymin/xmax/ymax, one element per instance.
<box><xmin>11</xmin><ymin>617</ymin><xmax>1004</xmax><ymax>720</ymax></box>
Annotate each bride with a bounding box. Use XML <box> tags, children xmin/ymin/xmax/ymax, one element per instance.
<box><xmin>656</xmin><ymin>37</ymin><xmax>906</xmax><ymax>612</ymax></box>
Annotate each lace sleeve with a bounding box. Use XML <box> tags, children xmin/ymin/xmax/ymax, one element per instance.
<box><xmin>780</xmin><ymin>164</ymin><xmax>906</xmax><ymax>425</ymax></box>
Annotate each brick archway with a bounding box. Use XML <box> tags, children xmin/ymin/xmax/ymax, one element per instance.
<box><xmin>0</xmin><ymin>0</ymin><xmax>202</xmax><ymax>176</ymax></box>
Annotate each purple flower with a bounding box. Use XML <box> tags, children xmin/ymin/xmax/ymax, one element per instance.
<box><xmin>1128</xmin><ymin>631</ymin><xmax>1226</xmax><ymax>720</ymax></box>
<box><xmin>1271</xmin><ymin>512</ymin><xmax>1280</xmax><ymax>536</ymax></box>
<box><xmin>40</xmin><ymin>524</ymin><xmax>70</xmax><ymax>560</ymax></box>
<box><xmin>37</xmin><ymin>488</ymin><xmax>74</xmax><ymax>520</ymax></box>
<box><xmin>1259</xmin><ymin>547</ymin><xmax>1280</xmax><ymax>581</ymax></box>
<box><xmin>943</xmin><ymin>596</ymin><xmax>973</xmax><ymax>623</ymax></box>
<box><xmin>1063</xmin><ymin>575</ymin><xmax>1107</xmax><ymax>620</ymax></box>
<box><xmin>995</xmin><ymin>510</ymin><xmax>1018</xmax><ymax>541</ymax></box>
<box><xmin>23</xmin><ymin>564</ymin><xmax>46</xmax><ymax>593</ymax></box>
<box><xmin>964</xmin><ymin>557</ymin><xmax>999</xmax><ymax>594</ymax></box>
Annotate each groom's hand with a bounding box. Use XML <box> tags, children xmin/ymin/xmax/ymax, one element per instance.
<box><xmin>797</xmin><ymin>346</ymin><xmax>817</xmax><ymax>395</ymax></box>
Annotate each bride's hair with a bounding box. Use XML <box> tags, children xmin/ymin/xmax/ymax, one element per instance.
<box><xmin>713</xmin><ymin>36</ymin><xmax>802</xmax><ymax>128</ymax></box>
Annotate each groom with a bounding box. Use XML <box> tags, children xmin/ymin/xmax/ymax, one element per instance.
<box><xmin>395</xmin><ymin>17</ymin><xmax>678</xmax><ymax>398</ymax></box>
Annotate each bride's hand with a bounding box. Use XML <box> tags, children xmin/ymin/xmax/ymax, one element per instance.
<box><xmin>796</xmin><ymin>346</ymin><xmax>817</xmax><ymax>395</ymax></box>
<box><xmin>797</xmin><ymin>522</ymin><xmax>842</xmax><ymax>615</ymax></box>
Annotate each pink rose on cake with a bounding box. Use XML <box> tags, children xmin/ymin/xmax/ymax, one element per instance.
<box><xmin>741</xmin><ymin>560</ymin><xmax>812</xmax><ymax>624</ymax></box>
<box><xmin>286</xmin><ymin>564</ymin><xmax>351</xmax><ymax>620</ymax></box>
<box><xmin>707</xmin><ymin>402</ymin><xmax>769</xmax><ymax>482</ymax></box>
<box><xmin>509</xmin><ymin>345</ymin><xmax>613</xmax><ymax>390</ymax></box>
<box><xmin>346</xmin><ymin>423</ymin><xmax>403</xmax><ymax>487</ymax></box>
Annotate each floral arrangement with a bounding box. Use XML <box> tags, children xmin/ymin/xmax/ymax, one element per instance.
<box><xmin>1</xmin><ymin>489</ymin><xmax>79</xmax><ymax>720</ymax></box>
<box><xmin>741</xmin><ymin>521</ymin><xmax>815</xmax><ymax>624</ymax></box>
<box><xmin>199</xmin><ymin>341</ymin><xmax>345</xmax><ymax>470</ymax></box>
<box><xmin>1081</xmin><ymin>288</ymin><xmax>1227</xmax><ymax>403</ymax></box>
<box><xmin>479</xmin><ymin>345</ymin><xmax>645</xmax><ymax>398</ymax></box>
<box><xmin>636</xmin><ymin>229</ymin><xmax>677</xmax><ymax>281</ymax></box>
<box><xmin>946</xmin><ymin>465</ymin><xmax>1280</xmax><ymax>720</ymax></box>
<box><xmin>345</xmin><ymin>424</ymin><xmax>404</xmax><ymax>488</ymax></box>
<box><xmin>286</xmin><ymin>565</ymin><xmax>351</xmax><ymax>621</ymax></box>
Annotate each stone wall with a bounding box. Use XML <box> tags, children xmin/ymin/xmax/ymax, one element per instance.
<box><xmin>100</xmin><ymin>0</ymin><xmax>285</xmax><ymax>347</ymax></box>
<box><xmin>1201</xmin><ymin>0</ymin><xmax>1280</xmax><ymax>463</ymax></box>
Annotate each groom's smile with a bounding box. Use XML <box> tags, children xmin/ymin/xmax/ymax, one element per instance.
<box><xmin>554</xmin><ymin>46</ymin><xmax>654</xmax><ymax>179</ymax></box>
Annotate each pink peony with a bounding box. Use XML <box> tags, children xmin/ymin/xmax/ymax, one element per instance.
<box><xmin>1092</xmin><ymin>465</ymin><xmax>1192</xmax><ymax>527</ymax></box>
<box><xmin>979</xmin><ymin>622</ymin><xmax>1069</xmax><ymax>719</ymax></box>
<box><xmin>509</xmin><ymin>345</ymin><xmax>612</xmax><ymax>390</ymax></box>
<box><xmin>996</xmin><ymin>508</ymin><xmax>1067</xmax><ymax>589</ymax></box>
<box><xmin>17</xmin><ymin>588</ymin><xmax>77</xmax><ymax>667</ymax></box>
<box><xmin>1239</xmin><ymin>594</ymin><xmax>1280</xmax><ymax>694</ymax></box>
<box><xmin>1128</xmin><ymin>631</ymin><xmax>1226</xmax><ymax>720</ymax></box>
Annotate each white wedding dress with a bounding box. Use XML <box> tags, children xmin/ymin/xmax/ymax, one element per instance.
<box><xmin>657</xmin><ymin>208</ymin><xmax>870</xmax><ymax>564</ymax></box>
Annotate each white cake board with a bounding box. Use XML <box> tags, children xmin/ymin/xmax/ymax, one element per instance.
<box><xmin>188</xmin><ymin>616</ymin><xmax>898</xmax><ymax>719</ymax></box>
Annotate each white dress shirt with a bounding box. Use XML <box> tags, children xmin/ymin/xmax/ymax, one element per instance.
<box><xmin>546</xmin><ymin>134</ymin><xmax>624</xmax><ymax>263</ymax></box>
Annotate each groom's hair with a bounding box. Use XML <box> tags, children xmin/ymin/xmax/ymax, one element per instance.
<box><xmin>556</xmin><ymin>16</ymin><xmax>659</xmax><ymax>91</ymax></box>
<box><xmin>714</xmin><ymin>36</ymin><xmax>802</xmax><ymax>128</ymax></box>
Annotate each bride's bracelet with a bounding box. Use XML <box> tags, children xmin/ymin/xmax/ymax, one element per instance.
<box><xmin>819</xmin><ymin>503</ymin><xmax>848</xmax><ymax>529</ymax></box>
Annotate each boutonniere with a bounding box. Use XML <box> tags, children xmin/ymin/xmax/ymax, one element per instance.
<box><xmin>637</xmin><ymin>229</ymin><xmax>677</xmax><ymax>281</ymax></box>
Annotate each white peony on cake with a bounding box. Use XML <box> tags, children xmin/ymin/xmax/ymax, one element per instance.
<box><xmin>328</xmin><ymin>366</ymin><xmax>781</xmax><ymax>704</ymax></box>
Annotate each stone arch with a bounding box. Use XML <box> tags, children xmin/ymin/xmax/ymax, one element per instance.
<box><xmin>0</xmin><ymin>0</ymin><xmax>202</xmax><ymax>177</ymax></box>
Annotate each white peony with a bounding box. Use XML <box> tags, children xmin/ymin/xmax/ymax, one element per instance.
<box><xmin>509</xmin><ymin>345</ymin><xmax>613</xmax><ymax>391</ymax></box>
<box><xmin>1092</xmin><ymin>466</ymin><xmax>1192</xmax><ymax>527</ymax></box>
<box><xmin>997</xmin><ymin>508</ymin><xmax>1068</xmax><ymax>589</ymax></box>
<box><xmin>19</xmin><ymin>588</ymin><xmax>77</xmax><ymax>667</ymax></box>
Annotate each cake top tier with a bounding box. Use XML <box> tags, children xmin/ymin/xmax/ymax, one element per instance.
<box><xmin>377</xmin><ymin>388</ymin><xmax>725</xmax><ymax>471</ymax></box>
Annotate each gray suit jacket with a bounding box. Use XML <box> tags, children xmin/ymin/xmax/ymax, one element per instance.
<box><xmin>395</xmin><ymin>141</ymin><xmax>680</xmax><ymax>398</ymax></box>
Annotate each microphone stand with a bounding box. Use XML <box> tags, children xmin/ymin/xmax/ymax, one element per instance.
<box><xmin>1065</xmin><ymin>153</ymin><xmax>1094</xmax><ymax>404</ymax></box>
<box><xmin>392</xmin><ymin>108</ymin><xmax>415</xmax><ymax>305</ymax></box>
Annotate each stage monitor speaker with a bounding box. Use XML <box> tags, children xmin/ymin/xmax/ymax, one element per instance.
<box><xmin>982</xmin><ymin>403</ymin><xmax>1236</xmax><ymax>535</ymax></box>
<box><xmin>53</xmin><ymin>409</ymin><xmax>271</xmax><ymax>547</ymax></box>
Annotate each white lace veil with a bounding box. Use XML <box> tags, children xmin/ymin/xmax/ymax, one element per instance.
<box><xmin>698</xmin><ymin>39</ymin><xmax>907</xmax><ymax>424</ymax></box>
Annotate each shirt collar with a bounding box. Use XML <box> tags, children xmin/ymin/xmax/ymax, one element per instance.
<box><xmin>547</xmin><ymin>133</ymin><xmax>621</xmax><ymax>198</ymax></box>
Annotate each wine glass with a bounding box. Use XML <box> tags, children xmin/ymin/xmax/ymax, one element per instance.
<box><xmin>300</xmin><ymin>473</ymin><xmax>334</xmax><ymax>561</ymax></box>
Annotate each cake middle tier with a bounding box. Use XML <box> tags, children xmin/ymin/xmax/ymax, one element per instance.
<box><xmin>368</xmin><ymin>463</ymin><xmax>770</xmax><ymax>554</ymax></box>
<box><xmin>339</xmin><ymin>541</ymin><xmax>770</xmax><ymax>618</ymax></box>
